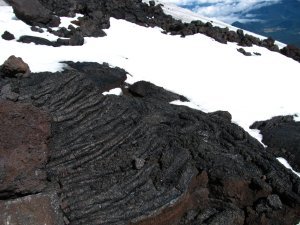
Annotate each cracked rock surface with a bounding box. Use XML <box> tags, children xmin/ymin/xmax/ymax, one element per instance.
<box><xmin>0</xmin><ymin>61</ymin><xmax>299</xmax><ymax>225</ymax></box>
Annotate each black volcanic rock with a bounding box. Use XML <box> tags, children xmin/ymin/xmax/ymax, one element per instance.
<box><xmin>251</xmin><ymin>116</ymin><xmax>300</xmax><ymax>171</ymax></box>
<box><xmin>281</xmin><ymin>45</ymin><xmax>300</xmax><ymax>62</ymax></box>
<box><xmin>0</xmin><ymin>61</ymin><xmax>298</xmax><ymax>225</ymax></box>
<box><xmin>261</xmin><ymin>37</ymin><xmax>280</xmax><ymax>52</ymax></box>
<box><xmin>237</xmin><ymin>48</ymin><xmax>252</xmax><ymax>56</ymax></box>
<box><xmin>62</xmin><ymin>61</ymin><xmax>127</xmax><ymax>92</ymax></box>
<box><xmin>1</xmin><ymin>31</ymin><xmax>15</xmax><ymax>40</ymax></box>
<box><xmin>18</xmin><ymin>35</ymin><xmax>55</xmax><ymax>46</ymax></box>
<box><xmin>128</xmin><ymin>80</ymin><xmax>188</xmax><ymax>102</ymax></box>
<box><xmin>6</xmin><ymin>0</ymin><xmax>60</xmax><ymax>27</ymax></box>
<box><xmin>18</xmin><ymin>35</ymin><xmax>85</xmax><ymax>47</ymax></box>
<box><xmin>69</xmin><ymin>33</ymin><xmax>84</xmax><ymax>46</ymax></box>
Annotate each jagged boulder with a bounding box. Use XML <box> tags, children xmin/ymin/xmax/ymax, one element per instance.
<box><xmin>0</xmin><ymin>55</ymin><xmax>30</xmax><ymax>77</ymax></box>
<box><xmin>1</xmin><ymin>31</ymin><xmax>15</xmax><ymax>40</ymax></box>
<box><xmin>6</xmin><ymin>0</ymin><xmax>60</xmax><ymax>27</ymax></box>
<box><xmin>69</xmin><ymin>33</ymin><xmax>84</xmax><ymax>46</ymax></box>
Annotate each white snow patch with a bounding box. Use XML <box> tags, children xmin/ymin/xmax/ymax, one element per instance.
<box><xmin>277</xmin><ymin>157</ymin><xmax>300</xmax><ymax>178</ymax></box>
<box><xmin>294</xmin><ymin>114</ymin><xmax>300</xmax><ymax>122</ymax></box>
<box><xmin>170</xmin><ymin>100</ymin><xmax>205</xmax><ymax>111</ymax></box>
<box><xmin>52</xmin><ymin>13</ymin><xmax>83</xmax><ymax>31</ymax></box>
<box><xmin>103</xmin><ymin>88</ymin><xmax>123</xmax><ymax>96</ymax></box>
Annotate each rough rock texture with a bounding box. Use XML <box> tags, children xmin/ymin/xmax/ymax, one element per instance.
<box><xmin>0</xmin><ymin>55</ymin><xmax>31</xmax><ymax>77</ymax></box>
<box><xmin>251</xmin><ymin>116</ymin><xmax>300</xmax><ymax>171</ymax></box>
<box><xmin>5</xmin><ymin>0</ymin><xmax>60</xmax><ymax>27</ymax></box>
<box><xmin>18</xmin><ymin>35</ymin><xmax>85</xmax><ymax>47</ymax></box>
<box><xmin>18</xmin><ymin>35</ymin><xmax>56</xmax><ymax>46</ymax></box>
<box><xmin>128</xmin><ymin>80</ymin><xmax>188</xmax><ymax>102</ymax></box>
<box><xmin>62</xmin><ymin>61</ymin><xmax>127</xmax><ymax>92</ymax></box>
<box><xmin>0</xmin><ymin>192</ymin><xmax>64</xmax><ymax>225</ymax></box>
<box><xmin>237</xmin><ymin>48</ymin><xmax>252</xmax><ymax>56</ymax></box>
<box><xmin>0</xmin><ymin>61</ymin><xmax>299</xmax><ymax>225</ymax></box>
<box><xmin>281</xmin><ymin>45</ymin><xmax>300</xmax><ymax>62</ymax></box>
<box><xmin>0</xmin><ymin>100</ymin><xmax>51</xmax><ymax>198</ymax></box>
<box><xmin>1</xmin><ymin>31</ymin><xmax>15</xmax><ymax>40</ymax></box>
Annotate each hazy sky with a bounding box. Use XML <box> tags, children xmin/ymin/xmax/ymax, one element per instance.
<box><xmin>161</xmin><ymin>0</ymin><xmax>282</xmax><ymax>23</ymax></box>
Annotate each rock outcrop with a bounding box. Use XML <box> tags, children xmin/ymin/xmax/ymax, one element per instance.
<box><xmin>251</xmin><ymin>116</ymin><xmax>300</xmax><ymax>171</ymax></box>
<box><xmin>0</xmin><ymin>55</ymin><xmax>30</xmax><ymax>77</ymax></box>
<box><xmin>281</xmin><ymin>45</ymin><xmax>300</xmax><ymax>62</ymax></box>
<box><xmin>5</xmin><ymin>0</ymin><xmax>60</xmax><ymax>27</ymax></box>
<box><xmin>0</xmin><ymin>59</ymin><xmax>299</xmax><ymax>225</ymax></box>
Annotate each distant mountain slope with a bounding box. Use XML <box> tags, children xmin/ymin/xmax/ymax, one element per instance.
<box><xmin>232</xmin><ymin>0</ymin><xmax>300</xmax><ymax>47</ymax></box>
<box><xmin>177</xmin><ymin>0</ymin><xmax>300</xmax><ymax>47</ymax></box>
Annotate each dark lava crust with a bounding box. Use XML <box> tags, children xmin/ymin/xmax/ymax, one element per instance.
<box><xmin>0</xmin><ymin>62</ymin><xmax>299</xmax><ymax>225</ymax></box>
<box><xmin>251</xmin><ymin>116</ymin><xmax>300</xmax><ymax>172</ymax></box>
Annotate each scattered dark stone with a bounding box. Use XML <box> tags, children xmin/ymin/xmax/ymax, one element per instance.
<box><xmin>1</xmin><ymin>31</ymin><xmax>15</xmax><ymax>40</ymax></box>
<box><xmin>237</xmin><ymin>48</ymin><xmax>252</xmax><ymax>56</ymax></box>
<box><xmin>0</xmin><ymin>55</ymin><xmax>30</xmax><ymax>78</ymax></box>
<box><xmin>77</xmin><ymin>18</ymin><xmax>108</xmax><ymax>37</ymax></box>
<box><xmin>69</xmin><ymin>32</ymin><xmax>84</xmax><ymax>46</ymax></box>
<box><xmin>254</xmin><ymin>52</ymin><xmax>262</xmax><ymax>56</ymax></box>
<box><xmin>18</xmin><ymin>35</ymin><xmax>55</xmax><ymax>46</ymax></box>
<box><xmin>128</xmin><ymin>80</ymin><xmax>188</xmax><ymax>102</ymax></box>
<box><xmin>0</xmin><ymin>62</ymin><xmax>298</xmax><ymax>225</ymax></box>
<box><xmin>6</xmin><ymin>0</ymin><xmax>60</xmax><ymax>27</ymax></box>
<box><xmin>251</xmin><ymin>115</ymin><xmax>300</xmax><ymax>170</ymax></box>
<box><xmin>31</xmin><ymin>26</ymin><xmax>44</xmax><ymax>33</ymax></box>
<box><xmin>133</xmin><ymin>158</ymin><xmax>145</xmax><ymax>170</ymax></box>
<box><xmin>5</xmin><ymin>0</ymin><xmax>300</xmax><ymax>62</ymax></box>
<box><xmin>17</xmin><ymin>35</ymin><xmax>84</xmax><ymax>47</ymax></box>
